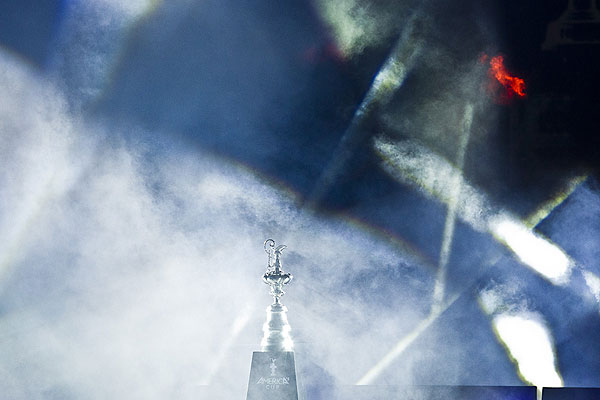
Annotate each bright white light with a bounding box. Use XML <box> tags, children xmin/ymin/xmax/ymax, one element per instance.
<box><xmin>493</xmin><ymin>314</ymin><xmax>563</xmax><ymax>388</ymax></box>
<box><xmin>489</xmin><ymin>215</ymin><xmax>572</xmax><ymax>285</ymax></box>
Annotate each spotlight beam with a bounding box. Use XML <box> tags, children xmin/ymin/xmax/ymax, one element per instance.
<box><xmin>524</xmin><ymin>175</ymin><xmax>587</xmax><ymax>228</ymax></box>
<box><xmin>356</xmin><ymin>290</ymin><xmax>462</xmax><ymax>385</ymax></box>
<box><xmin>305</xmin><ymin>12</ymin><xmax>427</xmax><ymax>209</ymax></box>
<box><xmin>0</xmin><ymin>175</ymin><xmax>58</xmax><ymax>291</ymax></box>
<box><xmin>201</xmin><ymin>308</ymin><xmax>252</xmax><ymax>385</ymax></box>
<box><xmin>358</xmin><ymin>106</ymin><xmax>475</xmax><ymax>384</ymax></box>
<box><xmin>431</xmin><ymin>104</ymin><xmax>473</xmax><ymax>311</ymax></box>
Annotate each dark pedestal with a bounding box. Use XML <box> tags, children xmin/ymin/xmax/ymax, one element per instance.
<box><xmin>542</xmin><ymin>387</ymin><xmax>600</xmax><ymax>399</ymax></box>
<box><xmin>322</xmin><ymin>385</ymin><xmax>536</xmax><ymax>400</ymax></box>
<box><xmin>246</xmin><ymin>351</ymin><xmax>299</xmax><ymax>400</ymax></box>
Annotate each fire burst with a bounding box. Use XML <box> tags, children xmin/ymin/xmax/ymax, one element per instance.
<box><xmin>481</xmin><ymin>54</ymin><xmax>526</xmax><ymax>101</ymax></box>
<box><xmin>489</xmin><ymin>55</ymin><xmax>526</xmax><ymax>96</ymax></box>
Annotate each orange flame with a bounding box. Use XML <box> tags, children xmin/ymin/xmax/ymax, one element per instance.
<box><xmin>488</xmin><ymin>55</ymin><xmax>526</xmax><ymax>97</ymax></box>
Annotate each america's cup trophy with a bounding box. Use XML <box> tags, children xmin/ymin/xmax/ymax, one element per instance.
<box><xmin>246</xmin><ymin>239</ymin><xmax>299</xmax><ymax>400</ymax></box>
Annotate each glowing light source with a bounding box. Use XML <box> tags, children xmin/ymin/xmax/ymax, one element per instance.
<box><xmin>489</xmin><ymin>215</ymin><xmax>572</xmax><ymax>285</ymax></box>
<box><xmin>493</xmin><ymin>314</ymin><xmax>563</xmax><ymax>389</ymax></box>
<box><xmin>480</xmin><ymin>288</ymin><xmax>564</xmax><ymax>394</ymax></box>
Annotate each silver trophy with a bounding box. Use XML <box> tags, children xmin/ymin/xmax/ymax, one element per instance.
<box><xmin>246</xmin><ymin>239</ymin><xmax>299</xmax><ymax>400</ymax></box>
<box><xmin>261</xmin><ymin>239</ymin><xmax>294</xmax><ymax>352</ymax></box>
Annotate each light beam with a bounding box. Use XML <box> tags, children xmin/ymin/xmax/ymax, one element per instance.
<box><xmin>306</xmin><ymin>13</ymin><xmax>426</xmax><ymax>209</ymax></box>
<box><xmin>432</xmin><ymin>104</ymin><xmax>473</xmax><ymax>311</ymax></box>
<box><xmin>201</xmin><ymin>308</ymin><xmax>252</xmax><ymax>385</ymax></box>
<box><xmin>356</xmin><ymin>291</ymin><xmax>461</xmax><ymax>385</ymax></box>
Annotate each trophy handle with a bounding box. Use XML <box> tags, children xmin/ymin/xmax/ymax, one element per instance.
<box><xmin>264</xmin><ymin>239</ymin><xmax>276</xmax><ymax>268</ymax></box>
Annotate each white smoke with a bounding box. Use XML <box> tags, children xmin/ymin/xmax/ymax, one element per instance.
<box><xmin>0</xmin><ymin>50</ymin><xmax>431</xmax><ymax>398</ymax></box>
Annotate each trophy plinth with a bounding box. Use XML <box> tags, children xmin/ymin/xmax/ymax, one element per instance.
<box><xmin>246</xmin><ymin>239</ymin><xmax>299</xmax><ymax>400</ymax></box>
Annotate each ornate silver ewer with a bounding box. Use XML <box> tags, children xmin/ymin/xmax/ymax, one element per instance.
<box><xmin>261</xmin><ymin>239</ymin><xmax>294</xmax><ymax>352</ymax></box>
